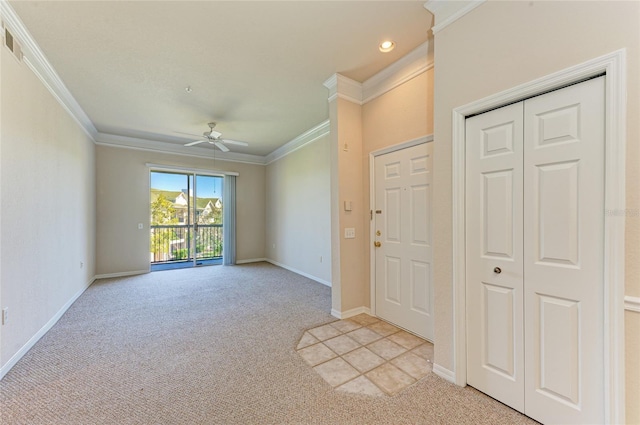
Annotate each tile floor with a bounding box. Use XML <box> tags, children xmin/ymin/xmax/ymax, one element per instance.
<box><xmin>296</xmin><ymin>314</ymin><xmax>433</xmax><ymax>396</ymax></box>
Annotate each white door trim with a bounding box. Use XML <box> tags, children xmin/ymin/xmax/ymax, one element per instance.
<box><xmin>369</xmin><ymin>134</ymin><xmax>434</xmax><ymax>317</ymax></box>
<box><xmin>451</xmin><ymin>49</ymin><xmax>626</xmax><ymax>424</ymax></box>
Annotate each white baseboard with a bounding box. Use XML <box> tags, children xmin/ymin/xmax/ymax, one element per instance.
<box><xmin>265</xmin><ymin>259</ymin><xmax>331</xmax><ymax>287</ymax></box>
<box><xmin>331</xmin><ymin>306</ymin><xmax>371</xmax><ymax>320</ymax></box>
<box><xmin>432</xmin><ymin>363</ymin><xmax>456</xmax><ymax>384</ymax></box>
<box><xmin>235</xmin><ymin>258</ymin><xmax>267</xmax><ymax>264</ymax></box>
<box><xmin>0</xmin><ymin>277</ymin><xmax>96</xmax><ymax>380</ymax></box>
<box><xmin>94</xmin><ymin>270</ymin><xmax>149</xmax><ymax>279</ymax></box>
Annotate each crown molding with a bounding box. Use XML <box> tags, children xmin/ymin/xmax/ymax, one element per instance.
<box><xmin>0</xmin><ymin>0</ymin><xmax>97</xmax><ymax>141</ymax></box>
<box><xmin>424</xmin><ymin>0</ymin><xmax>486</xmax><ymax>35</ymax></box>
<box><xmin>95</xmin><ymin>133</ymin><xmax>267</xmax><ymax>165</ymax></box>
<box><xmin>362</xmin><ymin>41</ymin><xmax>433</xmax><ymax>104</ymax></box>
<box><xmin>323</xmin><ymin>73</ymin><xmax>363</xmax><ymax>105</ymax></box>
<box><xmin>265</xmin><ymin>120</ymin><xmax>330</xmax><ymax>165</ymax></box>
<box><xmin>323</xmin><ymin>41</ymin><xmax>433</xmax><ymax>107</ymax></box>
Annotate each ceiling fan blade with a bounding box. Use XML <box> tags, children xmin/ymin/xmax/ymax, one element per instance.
<box><xmin>221</xmin><ymin>139</ymin><xmax>249</xmax><ymax>147</ymax></box>
<box><xmin>214</xmin><ymin>141</ymin><xmax>230</xmax><ymax>152</ymax></box>
<box><xmin>184</xmin><ymin>140</ymin><xmax>207</xmax><ymax>147</ymax></box>
<box><xmin>209</xmin><ymin>130</ymin><xmax>223</xmax><ymax>139</ymax></box>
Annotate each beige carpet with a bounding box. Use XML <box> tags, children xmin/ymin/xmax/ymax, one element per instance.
<box><xmin>0</xmin><ymin>262</ymin><xmax>537</xmax><ymax>424</ymax></box>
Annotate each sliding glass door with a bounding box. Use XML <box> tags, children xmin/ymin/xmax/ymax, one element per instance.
<box><xmin>150</xmin><ymin>171</ymin><xmax>224</xmax><ymax>271</ymax></box>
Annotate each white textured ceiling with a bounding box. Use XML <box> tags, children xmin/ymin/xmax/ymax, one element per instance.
<box><xmin>10</xmin><ymin>1</ymin><xmax>433</xmax><ymax>157</ymax></box>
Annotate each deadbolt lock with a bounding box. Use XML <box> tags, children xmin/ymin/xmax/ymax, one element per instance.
<box><xmin>376</xmin><ymin>230</ymin><xmax>381</xmax><ymax>236</ymax></box>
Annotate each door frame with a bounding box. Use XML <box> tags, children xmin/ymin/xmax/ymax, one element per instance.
<box><xmin>147</xmin><ymin>164</ymin><xmax>237</xmax><ymax>269</ymax></box>
<box><xmin>450</xmin><ymin>50</ymin><xmax>626</xmax><ymax>423</ymax></box>
<box><xmin>369</xmin><ymin>134</ymin><xmax>434</xmax><ymax>319</ymax></box>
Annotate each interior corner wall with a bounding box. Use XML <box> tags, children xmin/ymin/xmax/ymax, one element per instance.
<box><xmin>95</xmin><ymin>146</ymin><xmax>265</xmax><ymax>275</ymax></box>
<box><xmin>430</xmin><ymin>1</ymin><xmax>640</xmax><ymax>422</ymax></box>
<box><xmin>265</xmin><ymin>134</ymin><xmax>331</xmax><ymax>284</ymax></box>
<box><xmin>0</xmin><ymin>47</ymin><xmax>96</xmax><ymax>370</ymax></box>
<box><xmin>361</xmin><ymin>68</ymin><xmax>434</xmax><ymax>308</ymax></box>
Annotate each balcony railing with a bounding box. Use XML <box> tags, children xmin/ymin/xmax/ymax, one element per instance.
<box><xmin>150</xmin><ymin>224</ymin><xmax>223</xmax><ymax>263</ymax></box>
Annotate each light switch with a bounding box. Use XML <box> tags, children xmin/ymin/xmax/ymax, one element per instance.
<box><xmin>344</xmin><ymin>201</ymin><xmax>352</xmax><ymax>211</ymax></box>
<box><xmin>344</xmin><ymin>228</ymin><xmax>356</xmax><ymax>239</ymax></box>
<box><xmin>138</xmin><ymin>223</ymin><xmax>144</xmax><ymax>230</ymax></box>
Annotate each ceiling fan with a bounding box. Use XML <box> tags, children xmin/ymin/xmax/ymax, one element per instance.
<box><xmin>183</xmin><ymin>122</ymin><xmax>248</xmax><ymax>152</ymax></box>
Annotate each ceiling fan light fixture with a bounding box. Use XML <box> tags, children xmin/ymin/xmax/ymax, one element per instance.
<box><xmin>379</xmin><ymin>40</ymin><xmax>396</xmax><ymax>53</ymax></box>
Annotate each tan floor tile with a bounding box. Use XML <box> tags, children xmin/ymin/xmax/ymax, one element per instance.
<box><xmin>298</xmin><ymin>343</ymin><xmax>337</xmax><ymax>366</ymax></box>
<box><xmin>296</xmin><ymin>332</ymin><xmax>320</xmax><ymax>350</ymax></box>
<box><xmin>313</xmin><ymin>357</ymin><xmax>360</xmax><ymax>387</ymax></box>
<box><xmin>367</xmin><ymin>338</ymin><xmax>407</xmax><ymax>360</ymax></box>
<box><xmin>323</xmin><ymin>334</ymin><xmax>361</xmax><ymax>355</ymax></box>
<box><xmin>343</xmin><ymin>347</ymin><xmax>385</xmax><ymax>373</ymax></box>
<box><xmin>308</xmin><ymin>324</ymin><xmax>342</xmax><ymax>341</ymax></box>
<box><xmin>347</xmin><ymin>327</ymin><xmax>383</xmax><ymax>345</ymax></box>
<box><xmin>366</xmin><ymin>321</ymin><xmax>400</xmax><ymax>337</ymax></box>
<box><xmin>387</xmin><ymin>330</ymin><xmax>425</xmax><ymax>350</ymax></box>
<box><xmin>366</xmin><ymin>363</ymin><xmax>416</xmax><ymax>395</ymax></box>
<box><xmin>411</xmin><ymin>342</ymin><xmax>434</xmax><ymax>362</ymax></box>
<box><xmin>391</xmin><ymin>351</ymin><xmax>431</xmax><ymax>379</ymax></box>
<box><xmin>330</xmin><ymin>320</ymin><xmax>361</xmax><ymax>333</ymax></box>
<box><xmin>336</xmin><ymin>375</ymin><xmax>385</xmax><ymax>396</ymax></box>
<box><xmin>349</xmin><ymin>314</ymin><xmax>380</xmax><ymax>326</ymax></box>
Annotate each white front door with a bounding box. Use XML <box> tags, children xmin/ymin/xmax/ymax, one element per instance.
<box><xmin>373</xmin><ymin>142</ymin><xmax>434</xmax><ymax>340</ymax></box>
<box><xmin>466</xmin><ymin>76</ymin><xmax>605</xmax><ymax>424</ymax></box>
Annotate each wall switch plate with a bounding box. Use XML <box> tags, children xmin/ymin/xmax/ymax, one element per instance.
<box><xmin>2</xmin><ymin>307</ymin><xmax>8</xmax><ymax>325</ymax></box>
<box><xmin>344</xmin><ymin>228</ymin><xmax>356</xmax><ymax>239</ymax></box>
<box><xmin>138</xmin><ymin>223</ymin><xmax>144</xmax><ymax>230</ymax></box>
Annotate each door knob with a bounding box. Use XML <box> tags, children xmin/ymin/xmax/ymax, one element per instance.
<box><xmin>374</xmin><ymin>241</ymin><xmax>381</xmax><ymax>247</ymax></box>
<box><xmin>494</xmin><ymin>267</ymin><xmax>502</xmax><ymax>274</ymax></box>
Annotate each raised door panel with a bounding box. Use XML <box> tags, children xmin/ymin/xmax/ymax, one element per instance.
<box><xmin>482</xmin><ymin>283</ymin><xmax>516</xmax><ymax>378</ymax></box>
<box><xmin>385</xmin><ymin>188</ymin><xmax>402</xmax><ymax>243</ymax></box>
<box><xmin>482</xmin><ymin>170</ymin><xmax>515</xmax><ymax>259</ymax></box>
<box><xmin>410</xmin><ymin>260</ymin><xmax>430</xmax><ymax>315</ymax></box>
<box><xmin>535</xmin><ymin>161</ymin><xmax>580</xmax><ymax>267</ymax></box>
<box><xmin>537</xmin><ymin>294</ymin><xmax>580</xmax><ymax>406</ymax></box>
<box><xmin>410</xmin><ymin>184</ymin><xmax>429</xmax><ymax>246</ymax></box>
<box><xmin>384</xmin><ymin>257</ymin><xmax>401</xmax><ymax>305</ymax></box>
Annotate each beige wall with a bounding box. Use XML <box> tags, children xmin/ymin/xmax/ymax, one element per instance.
<box><xmin>0</xmin><ymin>47</ymin><xmax>96</xmax><ymax>368</ymax></box>
<box><xmin>430</xmin><ymin>1</ymin><xmax>639</xmax><ymax>422</ymax></box>
<box><xmin>361</xmin><ymin>69</ymin><xmax>434</xmax><ymax>307</ymax></box>
<box><xmin>265</xmin><ymin>135</ymin><xmax>331</xmax><ymax>283</ymax></box>
<box><xmin>95</xmin><ymin>146</ymin><xmax>265</xmax><ymax>275</ymax></box>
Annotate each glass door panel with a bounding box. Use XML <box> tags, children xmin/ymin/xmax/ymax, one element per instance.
<box><xmin>194</xmin><ymin>175</ymin><xmax>224</xmax><ymax>264</ymax></box>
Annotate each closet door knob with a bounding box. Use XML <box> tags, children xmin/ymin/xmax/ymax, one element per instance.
<box><xmin>494</xmin><ymin>267</ymin><xmax>502</xmax><ymax>274</ymax></box>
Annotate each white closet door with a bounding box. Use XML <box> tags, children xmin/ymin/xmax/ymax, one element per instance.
<box><xmin>374</xmin><ymin>142</ymin><xmax>434</xmax><ymax>340</ymax></box>
<box><xmin>523</xmin><ymin>76</ymin><xmax>605</xmax><ymax>424</ymax></box>
<box><xmin>465</xmin><ymin>102</ymin><xmax>525</xmax><ymax>412</ymax></box>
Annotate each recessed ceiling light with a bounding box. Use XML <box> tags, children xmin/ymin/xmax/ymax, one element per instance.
<box><xmin>185</xmin><ymin>86</ymin><xmax>193</xmax><ymax>93</ymax></box>
<box><xmin>379</xmin><ymin>40</ymin><xmax>396</xmax><ymax>53</ymax></box>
